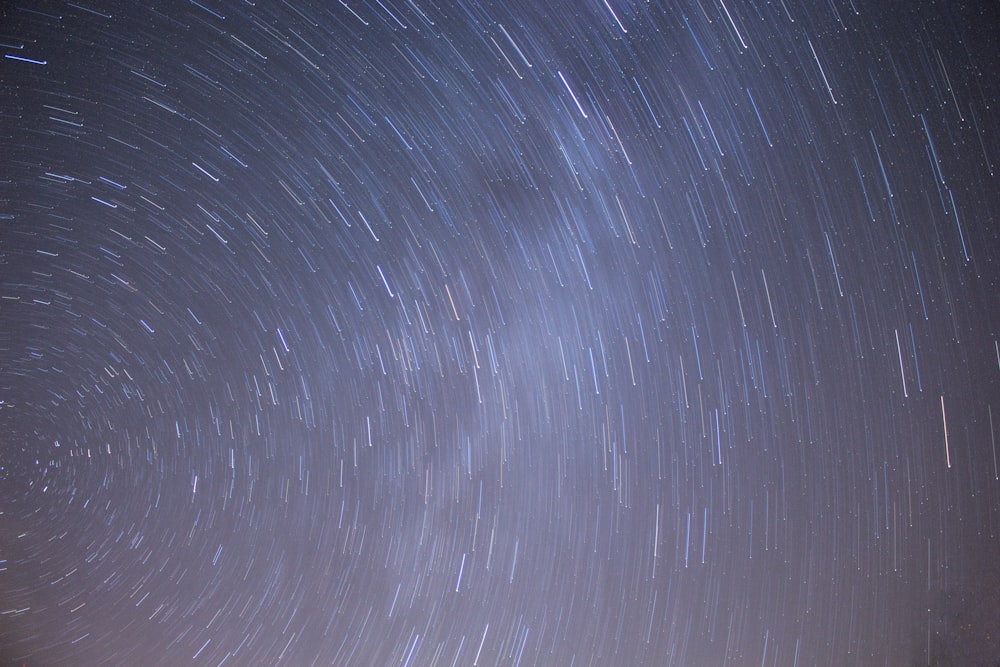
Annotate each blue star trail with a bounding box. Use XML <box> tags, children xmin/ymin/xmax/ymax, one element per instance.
<box><xmin>2</xmin><ymin>1</ymin><xmax>999</xmax><ymax>665</ymax></box>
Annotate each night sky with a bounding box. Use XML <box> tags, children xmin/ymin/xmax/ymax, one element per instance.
<box><xmin>2</xmin><ymin>1</ymin><xmax>999</xmax><ymax>665</ymax></box>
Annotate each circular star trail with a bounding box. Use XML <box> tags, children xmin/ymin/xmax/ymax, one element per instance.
<box><xmin>2</xmin><ymin>1</ymin><xmax>999</xmax><ymax>665</ymax></box>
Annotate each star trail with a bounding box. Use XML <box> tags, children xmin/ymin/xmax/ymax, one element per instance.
<box><xmin>2</xmin><ymin>1</ymin><xmax>999</xmax><ymax>665</ymax></box>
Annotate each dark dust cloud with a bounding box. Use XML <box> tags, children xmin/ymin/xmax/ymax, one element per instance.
<box><xmin>2</xmin><ymin>1</ymin><xmax>999</xmax><ymax>665</ymax></box>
